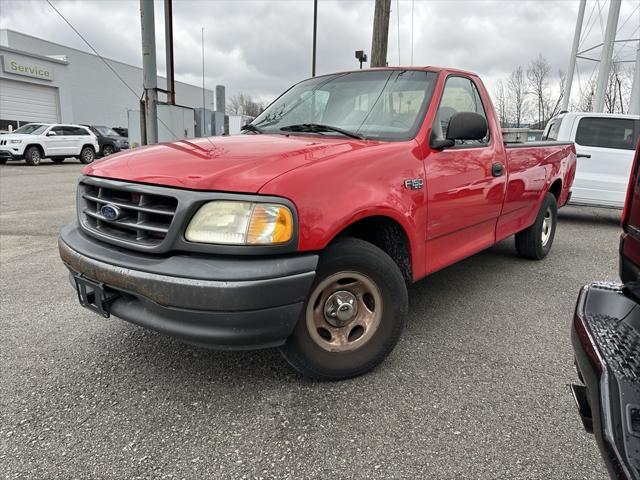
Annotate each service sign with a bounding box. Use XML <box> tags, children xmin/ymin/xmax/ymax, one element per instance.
<box><xmin>1</xmin><ymin>55</ymin><xmax>53</xmax><ymax>81</ymax></box>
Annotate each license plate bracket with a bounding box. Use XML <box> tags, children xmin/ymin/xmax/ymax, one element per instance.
<box><xmin>73</xmin><ymin>274</ymin><xmax>117</xmax><ymax>318</ymax></box>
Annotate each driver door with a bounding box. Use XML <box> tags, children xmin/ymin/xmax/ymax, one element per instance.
<box><xmin>43</xmin><ymin>126</ymin><xmax>68</xmax><ymax>156</ymax></box>
<box><xmin>424</xmin><ymin>75</ymin><xmax>506</xmax><ymax>274</ymax></box>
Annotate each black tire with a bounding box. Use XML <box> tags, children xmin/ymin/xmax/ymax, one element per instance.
<box><xmin>0</xmin><ymin>158</ymin><xmax>7</xmax><ymax>165</ymax></box>
<box><xmin>79</xmin><ymin>146</ymin><xmax>96</xmax><ymax>164</ymax></box>
<box><xmin>280</xmin><ymin>238</ymin><xmax>408</xmax><ymax>380</ymax></box>
<box><xmin>515</xmin><ymin>192</ymin><xmax>558</xmax><ymax>260</ymax></box>
<box><xmin>51</xmin><ymin>157</ymin><xmax>65</xmax><ymax>164</ymax></box>
<box><xmin>24</xmin><ymin>146</ymin><xmax>42</xmax><ymax>166</ymax></box>
<box><xmin>102</xmin><ymin>145</ymin><xmax>115</xmax><ymax>156</ymax></box>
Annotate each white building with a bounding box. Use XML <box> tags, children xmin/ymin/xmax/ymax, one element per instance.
<box><xmin>0</xmin><ymin>29</ymin><xmax>214</xmax><ymax>131</ymax></box>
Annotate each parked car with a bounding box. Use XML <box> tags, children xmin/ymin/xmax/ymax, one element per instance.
<box><xmin>543</xmin><ymin>112</ymin><xmax>640</xmax><ymax>209</ymax></box>
<box><xmin>58</xmin><ymin>67</ymin><xmax>576</xmax><ymax>379</ymax></box>
<box><xmin>570</xmin><ymin>141</ymin><xmax>640</xmax><ymax>480</ymax></box>
<box><xmin>0</xmin><ymin>123</ymin><xmax>99</xmax><ymax>166</ymax></box>
<box><xmin>83</xmin><ymin>125</ymin><xmax>129</xmax><ymax>157</ymax></box>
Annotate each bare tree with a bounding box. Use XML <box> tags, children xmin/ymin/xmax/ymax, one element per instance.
<box><xmin>527</xmin><ymin>53</ymin><xmax>551</xmax><ymax>128</ymax></box>
<box><xmin>493</xmin><ymin>80</ymin><xmax>508</xmax><ymax>127</ymax></box>
<box><xmin>545</xmin><ymin>70</ymin><xmax>566</xmax><ymax>121</ymax></box>
<box><xmin>226</xmin><ymin>93</ymin><xmax>265</xmax><ymax>117</ymax></box>
<box><xmin>507</xmin><ymin>66</ymin><xmax>527</xmax><ymax>128</ymax></box>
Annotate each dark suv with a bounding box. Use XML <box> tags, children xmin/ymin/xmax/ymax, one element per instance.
<box><xmin>571</xmin><ymin>143</ymin><xmax>640</xmax><ymax>480</ymax></box>
<box><xmin>83</xmin><ymin>125</ymin><xmax>129</xmax><ymax>157</ymax></box>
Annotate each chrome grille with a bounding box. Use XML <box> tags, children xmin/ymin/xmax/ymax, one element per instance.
<box><xmin>78</xmin><ymin>180</ymin><xmax>177</xmax><ymax>247</ymax></box>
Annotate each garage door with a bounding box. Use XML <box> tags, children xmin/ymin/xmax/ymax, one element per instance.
<box><xmin>0</xmin><ymin>78</ymin><xmax>59</xmax><ymax>123</ymax></box>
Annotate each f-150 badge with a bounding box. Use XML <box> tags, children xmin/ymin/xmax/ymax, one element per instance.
<box><xmin>403</xmin><ymin>178</ymin><xmax>424</xmax><ymax>190</ymax></box>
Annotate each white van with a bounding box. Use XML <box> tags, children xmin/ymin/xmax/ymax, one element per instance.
<box><xmin>543</xmin><ymin>112</ymin><xmax>640</xmax><ymax>209</ymax></box>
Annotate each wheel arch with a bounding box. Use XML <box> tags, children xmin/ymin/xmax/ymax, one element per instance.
<box><xmin>25</xmin><ymin>143</ymin><xmax>45</xmax><ymax>157</ymax></box>
<box><xmin>328</xmin><ymin>214</ymin><xmax>413</xmax><ymax>284</ymax></box>
<box><xmin>549</xmin><ymin>178</ymin><xmax>562</xmax><ymax>201</ymax></box>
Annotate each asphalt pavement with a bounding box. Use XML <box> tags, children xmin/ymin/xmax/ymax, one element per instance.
<box><xmin>0</xmin><ymin>161</ymin><xmax>616</xmax><ymax>479</ymax></box>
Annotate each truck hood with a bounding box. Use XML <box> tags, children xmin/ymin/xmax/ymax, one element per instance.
<box><xmin>84</xmin><ymin>134</ymin><xmax>378</xmax><ymax>193</ymax></box>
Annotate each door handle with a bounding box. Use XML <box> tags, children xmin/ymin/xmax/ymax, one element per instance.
<box><xmin>492</xmin><ymin>162</ymin><xmax>505</xmax><ymax>177</ymax></box>
<box><xmin>577</xmin><ymin>153</ymin><xmax>591</xmax><ymax>158</ymax></box>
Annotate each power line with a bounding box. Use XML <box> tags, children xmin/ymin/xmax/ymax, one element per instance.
<box><xmin>45</xmin><ymin>0</ymin><xmax>139</xmax><ymax>100</ymax></box>
<box><xmin>46</xmin><ymin>0</ymin><xmax>184</xmax><ymax>142</ymax></box>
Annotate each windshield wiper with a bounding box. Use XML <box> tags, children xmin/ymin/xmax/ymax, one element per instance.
<box><xmin>280</xmin><ymin>123</ymin><xmax>364</xmax><ymax>140</ymax></box>
<box><xmin>240</xmin><ymin>123</ymin><xmax>263</xmax><ymax>134</ymax></box>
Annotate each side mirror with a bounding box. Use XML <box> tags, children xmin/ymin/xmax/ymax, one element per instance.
<box><xmin>446</xmin><ymin>112</ymin><xmax>488</xmax><ymax>142</ymax></box>
<box><xmin>47</xmin><ymin>131</ymin><xmax>57</xmax><ymax>136</ymax></box>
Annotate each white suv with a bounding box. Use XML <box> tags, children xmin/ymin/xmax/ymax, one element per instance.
<box><xmin>0</xmin><ymin>123</ymin><xmax>100</xmax><ymax>166</ymax></box>
<box><xmin>543</xmin><ymin>112</ymin><xmax>640</xmax><ymax>209</ymax></box>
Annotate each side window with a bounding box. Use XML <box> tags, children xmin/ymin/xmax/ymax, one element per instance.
<box><xmin>434</xmin><ymin>76</ymin><xmax>489</xmax><ymax>146</ymax></box>
<box><xmin>51</xmin><ymin>126</ymin><xmax>66</xmax><ymax>136</ymax></box>
<box><xmin>575</xmin><ymin>117</ymin><xmax>638</xmax><ymax>151</ymax></box>
<box><xmin>543</xmin><ymin>118</ymin><xmax>562</xmax><ymax>140</ymax></box>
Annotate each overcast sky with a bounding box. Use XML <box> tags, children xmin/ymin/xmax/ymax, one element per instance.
<box><xmin>0</xmin><ymin>0</ymin><xmax>638</xmax><ymax>106</ymax></box>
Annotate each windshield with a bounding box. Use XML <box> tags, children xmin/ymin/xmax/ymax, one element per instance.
<box><xmin>252</xmin><ymin>70</ymin><xmax>438</xmax><ymax>141</ymax></box>
<box><xmin>13</xmin><ymin>124</ymin><xmax>48</xmax><ymax>135</ymax></box>
<box><xmin>95</xmin><ymin>126</ymin><xmax>119</xmax><ymax>136</ymax></box>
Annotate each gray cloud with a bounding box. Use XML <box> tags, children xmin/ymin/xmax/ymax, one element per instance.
<box><xmin>1</xmin><ymin>0</ymin><xmax>638</xmax><ymax>106</ymax></box>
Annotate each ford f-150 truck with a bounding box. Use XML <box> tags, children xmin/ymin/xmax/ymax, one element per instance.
<box><xmin>58</xmin><ymin>67</ymin><xmax>576</xmax><ymax>380</ymax></box>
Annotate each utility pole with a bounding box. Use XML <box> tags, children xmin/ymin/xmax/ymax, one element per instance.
<box><xmin>630</xmin><ymin>42</ymin><xmax>640</xmax><ymax>115</ymax></box>
<box><xmin>164</xmin><ymin>0</ymin><xmax>175</xmax><ymax>104</ymax></box>
<box><xmin>562</xmin><ymin>0</ymin><xmax>586</xmax><ymax>111</ymax></box>
<box><xmin>140</xmin><ymin>0</ymin><xmax>158</xmax><ymax>144</ymax></box>
<box><xmin>594</xmin><ymin>0</ymin><xmax>621</xmax><ymax>112</ymax></box>
<box><xmin>312</xmin><ymin>0</ymin><xmax>317</xmax><ymax>76</ymax></box>
<box><xmin>370</xmin><ymin>0</ymin><xmax>391</xmax><ymax>67</ymax></box>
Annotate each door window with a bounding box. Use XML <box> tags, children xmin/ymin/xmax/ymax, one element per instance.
<box><xmin>63</xmin><ymin>126</ymin><xmax>90</xmax><ymax>136</ymax></box>
<box><xmin>50</xmin><ymin>126</ymin><xmax>66</xmax><ymax>136</ymax></box>
<box><xmin>433</xmin><ymin>76</ymin><xmax>490</xmax><ymax>146</ymax></box>
<box><xmin>575</xmin><ymin>117</ymin><xmax>639</xmax><ymax>151</ymax></box>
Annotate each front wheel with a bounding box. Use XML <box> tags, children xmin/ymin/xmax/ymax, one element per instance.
<box><xmin>515</xmin><ymin>192</ymin><xmax>558</xmax><ymax>260</ymax></box>
<box><xmin>24</xmin><ymin>146</ymin><xmax>41</xmax><ymax>166</ymax></box>
<box><xmin>280</xmin><ymin>238</ymin><xmax>408</xmax><ymax>380</ymax></box>
<box><xmin>102</xmin><ymin>145</ymin><xmax>115</xmax><ymax>156</ymax></box>
<box><xmin>79</xmin><ymin>146</ymin><xmax>96</xmax><ymax>164</ymax></box>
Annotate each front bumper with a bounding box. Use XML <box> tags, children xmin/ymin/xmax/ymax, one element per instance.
<box><xmin>59</xmin><ymin>222</ymin><xmax>318</xmax><ymax>349</ymax></box>
<box><xmin>571</xmin><ymin>283</ymin><xmax>640</xmax><ymax>480</ymax></box>
<box><xmin>0</xmin><ymin>149</ymin><xmax>22</xmax><ymax>160</ymax></box>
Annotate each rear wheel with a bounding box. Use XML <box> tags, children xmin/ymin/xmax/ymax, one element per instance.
<box><xmin>79</xmin><ymin>146</ymin><xmax>96</xmax><ymax>164</ymax></box>
<box><xmin>515</xmin><ymin>192</ymin><xmax>558</xmax><ymax>260</ymax></box>
<box><xmin>280</xmin><ymin>238</ymin><xmax>408</xmax><ymax>380</ymax></box>
<box><xmin>24</xmin><ymin>146</ymin><xmax>42</xmax><ymax>166</ymax></box>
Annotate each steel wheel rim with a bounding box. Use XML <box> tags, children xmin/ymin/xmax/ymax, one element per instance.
<box><xmin>32</xmin><ymin>150</ymin><xmax>40</xmax><ymax>162</ymax></box>
<box><xmin>541</xmin><ymin>208</ymin><xmax>552</xmax><ymax>246</ymax></box>
<box><xmin>103</xmin><ymin>146</ymin><xmax>113</xmax><ymax>155</ymax></box>
<box><xmin>306</xmin><ymin>271</ymin><xmax>382</xmax><ymax>352</ymax></box>
<box><xmin>83</xmin><ymin>149</ymin><xmax>93</xmax><ymax>162</ymax></box>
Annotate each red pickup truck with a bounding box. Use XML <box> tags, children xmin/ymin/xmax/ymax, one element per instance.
<box><xmin>59</xmin><ymin>67</ymin><xmax>576</xmax><ymax>379</ymax></box>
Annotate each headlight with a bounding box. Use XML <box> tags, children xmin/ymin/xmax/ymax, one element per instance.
<box><xmin>8</xmin><ymin>139</ymin><xmax>22</xmax><ymax>144</ymax></box>
<box><xmin>185</xmin><ymin>201</ymin><xmax>294</xmax><ymax>245</ymax></box>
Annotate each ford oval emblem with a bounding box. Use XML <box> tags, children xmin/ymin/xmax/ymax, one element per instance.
<box><xmin>100</xmin><ymin>204</ymin><xmax>121</xmax><ymax>221</ymax></box>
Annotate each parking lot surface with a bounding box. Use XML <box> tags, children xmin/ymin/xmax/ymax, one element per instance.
<box><xmin>1</xmin><ymin>162</ymin><xmax>615</xmax><ymax>479</ymax></box>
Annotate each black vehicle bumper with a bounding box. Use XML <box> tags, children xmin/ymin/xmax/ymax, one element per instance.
<box><xmin>0</xmin><ymin>150</ymin><xmax>21</xmax><ymax>160</ymax></box>
<box><xmin>571</xmin><ymin>283</ymin><xmax>640</xmax><ymax>480</ymax></box>
<box><xmin>58</xmin><ymin>222</ymin><xmax>318</xmax><ymax>349</ymax></box>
